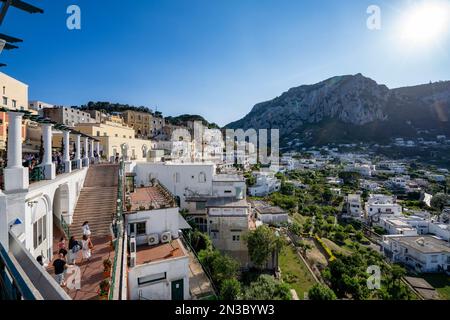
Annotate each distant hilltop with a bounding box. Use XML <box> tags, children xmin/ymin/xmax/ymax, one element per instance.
<box><xmin>226</xmin><ymin>74</ymin><xmax>450</xmax><ymax>148</ymax></box>
<box><xmin>77</xmin><ymin>102</ymin><xmax>219</xmax><ymax>128</ymax></box>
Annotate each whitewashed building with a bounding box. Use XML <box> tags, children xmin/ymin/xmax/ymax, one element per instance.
<box><xmin>381</xmin><ymin>235</ymin><xmax>450</xmax><ymax>273</ymax></box>
<box><xmin>365</xmin><ymin>194</ymin><xmax>402</xmax><ymax>222</ymax></box>
<box><xmin>248</xmin><ymin>171</ymin><xmax>281</xmax><ymax>197</ymax></box>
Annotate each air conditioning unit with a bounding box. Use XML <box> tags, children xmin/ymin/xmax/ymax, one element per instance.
<box><xmin>148</xmin><ymin>233</ymin><xmax>159</xmax><ymax>246</ymax></box>
<box><xmin>129</xmin><ymin>236</ymin><xmax>136</xmax><ymax>253</ymax></box>
<box><xmin>160</xmin><ymin>231</ymin><xmax>172</xmax><ymax>243</ymax></box>
<box><xmin>130</xmin><ymin>251</ymin><xmax>136</xmax><ymax>268</ymax></box>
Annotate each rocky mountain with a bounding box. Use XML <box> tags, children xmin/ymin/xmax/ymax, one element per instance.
<box><xmin>226</xmin><ymin>74</ymin><xmax>450</xmax><ymax>148</ymax></box>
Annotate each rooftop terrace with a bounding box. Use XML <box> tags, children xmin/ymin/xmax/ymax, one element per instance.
<box><xmin>136</xmin><ymin>238</ymin><xmax>187</xmax><ymax>265</ymax></box>
<box><xmin>126</xmin><ymin>185</ymin><xmax>176</xmax><ymax>212</ymax></box>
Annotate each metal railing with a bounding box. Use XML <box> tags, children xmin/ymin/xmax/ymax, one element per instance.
<box><xmin>58</xmin><ymin>215</ymin><xmax>71</xmax><ymax>240</ymax></box>
<box><xmin>29</xmin><ymin>166</ymin><xmax>44</xmax><ymax>183</ymax></box>
<box><xmin>56</xmin><ymin>162</ymin><xmax>65</xmax><ymax>175</ymax></box>
<box><xmin>109</xmin><ymin>160</ymin><xmax>125</xmax><ymax>300</ymax></box>
<box><xmin>0</xmin><ymin>167</ymin><xmax>4</xmax><ymax>190</ymax></box>
<box><xmin>71</xmin><ymin>159</ymin><xmax>79</xmax><ymax>170</ymax></box>
<box><xmin>0</xmin><ymin>241</ymin><xmax>42</xmax><ymax>300</ymax></box>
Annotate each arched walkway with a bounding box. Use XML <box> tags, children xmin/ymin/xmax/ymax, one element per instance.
<box><xmin>53</xmin><ymin>183</ymin><xmax>70</xmax><ymax>223</ymax></box>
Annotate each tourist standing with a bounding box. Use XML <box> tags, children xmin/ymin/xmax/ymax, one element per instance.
<box><xmin>58</xmin><ymin>236</ymin><xmax>66</xmax><ymax>251</ymax></box>
<box><xmin>68</xmin><ymin>236</ymin><xmax>81</xmax><ymax>264</ymax></box>
<box><xmin>82</xmin><ymin>221</ymin><xmax>91</xmax><ymax>237</ymax></box>
<box><xmin>81</xmin><ymin>235</ymin><xmax>93</xmax><ymax>262</ymax></box>
<box><xmin>52</xmin><ymin>253</ymin><xmax>67</xmax><ymax>286</ymax></box>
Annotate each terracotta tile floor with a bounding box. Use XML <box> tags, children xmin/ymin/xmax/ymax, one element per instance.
<box><xmin>49</xmin><ymin>227</ymin><xmax>115</xmax><ymax>300</ymax></box>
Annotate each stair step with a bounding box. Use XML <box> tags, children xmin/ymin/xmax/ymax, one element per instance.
<box><xmin>69</xmin><ymin>164</ymin><xmax>119</xmax><ymax>240</ymax></box>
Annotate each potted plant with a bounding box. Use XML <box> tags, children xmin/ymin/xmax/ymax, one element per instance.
<box><xmin>103</xmin><ymin>259</ymin><xmax>112</xmax><ymax>278</ymax></box>
<box><xmin>98</xmin><ymin>279</ymin><xmax>110</xmax><ymax>299</ymax></box>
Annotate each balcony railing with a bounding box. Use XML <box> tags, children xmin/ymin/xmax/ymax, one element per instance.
<box><xmin>29</xmin><ymin>166</ymin><xmax>44</xmax><ymax>183</ymax></box>
<box><xmin>71</xmin><ymin>159</ymin><xmax>79</xmax><ymax>170</ymax></box>
<box><xmin>109</xmin><ymin>160</ymin><xmax>125</xmax><ymax>300</ymax></box>
<box><xmin>0</xmin><ymin>167</ymin><xmax>4</xmax><ymax>190</ymax></box>
<box><xmin>82</xmin><ymin>158</ymin><xmax>89</xmax><ymax>167</ymax></box>
<box><xmin>55</xmin><ymin>162</ymin><xmax>65</xmax><ymax>175</ymax></box>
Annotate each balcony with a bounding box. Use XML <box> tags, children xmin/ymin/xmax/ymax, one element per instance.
<box><xmin>55</xmin><ymin>162</ymin><xmax>65</xmax><ymax>175</ymax></box>
<box><xmin>71</xmin><ymin>159</ymin><xmax>79</xmax><ymax>170</ymax></box>
<box><xmin>29</xmin><ymin>166</ymin><xmax>44</xmax><ymax>183</ymax></box>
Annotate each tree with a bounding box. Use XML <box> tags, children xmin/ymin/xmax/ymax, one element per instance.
<box><xmin>220</xmin><ymin>278</ymin><xmax>241</xmax><ymax>300</ymax></box>
<box><xmin>245</xmin><ymin>225</ymin><xmax>283</xmax><ymax>269</ymax></box>
<box><xmin>430</xmin><ymin>193</ymin><xmax>449</xmax><ymax>212</ymax></box>
<box><xmin>189</xmin><ymin>230</ymin><xmax>212</xmax><ymax>252</ymax></box>
<box><xmin>280</xmin><ymin>182</ymin><xmax>295</xmax><ymax>195</ymax></box>
<box><xmin>308</xmin><ymin>284</ymin><xmax>337</xmax><ymax>300</ymax></box>
<box><xmin>198</xmin><ymin>249</ymin><xmax>239</xmax><ymax>285</ymax></box>
<box><xmin>243</xmin><ymin>275</ymin><xmax>291</xmax><ymax>300</ymax></box>
<box><xmin>323</xmin><ymin>188</ymin><xmax>333</xmax><ymax>204</ymax></box>
<box><xmin>338</xmin><ymin>171</ymin><xmax>361</xmax><ymax>188</ymax></box>
<box><xmin>211</xmin><ymin>254</ymin><xmax>240</xmax><ymax>284</ymax></box>
<box><xmin>288</xmin><ymin>222</ymin><xmax>302</xmax><ymax>236</ymax></box>
<box><xmin>334</xmin><ymin>231</ymin><xmax>347</xmax><ymax>244</ymax></box>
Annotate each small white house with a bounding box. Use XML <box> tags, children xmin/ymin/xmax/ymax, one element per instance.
<box><xmin>252</xmin><ymin>200</ymin><xmax>288</xmax><ymax>226</ymax></box>
<box><xmin>345</xmin><ymin>194</ymin><xmax>362</xmax><ymax>218</ymax></box>
<box><xmin>248</xmin><ymin>171</ymin><xmax>281</xmax><ymax>197</ymax></box>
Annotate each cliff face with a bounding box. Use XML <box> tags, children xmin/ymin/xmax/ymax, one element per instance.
<box><xmin>226</xmin><ymin>74</ymin><xmax>450</xmax><ymax>147</ymax></box>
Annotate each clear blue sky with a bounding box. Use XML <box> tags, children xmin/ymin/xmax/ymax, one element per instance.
<box><xmin>2</xmin><ymin>0</ymin><xmax>449</xmax><ymax>126</ymax></box>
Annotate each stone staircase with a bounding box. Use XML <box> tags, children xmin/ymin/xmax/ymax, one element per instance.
<box><xmin>70</xmin><ymin>164</ymin><xmax>119</xmax><ymax>239</ymax></box>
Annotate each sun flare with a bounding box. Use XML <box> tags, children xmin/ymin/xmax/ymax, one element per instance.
<box><xmin>398</xmin><ymin>1</ymin><xmax>450</xmax><ymax>46</ymax></box>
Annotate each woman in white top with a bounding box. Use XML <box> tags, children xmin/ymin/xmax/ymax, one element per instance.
<box><xmin>82</xmin><ymin>221</ymin><xmax>91</xmax><ymax>237</ymax></box>
<box><xmin>81</xmin><ymin>234</ymin><xmax>93</xmax><ymax>262</ymax></box>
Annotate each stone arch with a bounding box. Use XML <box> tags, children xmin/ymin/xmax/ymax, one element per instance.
<box><xmin>53</xmin><ymin>183</ymin><xmax>70</xmax><ymax>222</ymax></box>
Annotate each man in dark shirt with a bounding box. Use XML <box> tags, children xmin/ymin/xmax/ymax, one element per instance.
<box><xmin>53</xmin><ymin>253</ymin><xmax>67</xmax><ymax>286</ymax></box>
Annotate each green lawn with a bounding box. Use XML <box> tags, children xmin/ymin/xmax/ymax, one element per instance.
<box><xmin>422</xmin><ymin>274</ymin><xmax>450</xmax><ymax>300</ymax></box>
<box><xmin>279</xmin><ymin>245</ymin><xmax>317</xmax><ymax>299</ymax></box>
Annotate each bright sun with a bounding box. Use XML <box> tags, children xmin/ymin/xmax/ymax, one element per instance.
<box><xmin>398</xmin><ymin>1</ymin><xmax>450</xmax><ymax>46</ymax></box>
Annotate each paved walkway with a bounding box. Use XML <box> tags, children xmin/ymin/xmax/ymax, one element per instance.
<box><xmin>49</xmin><ymin>227</ymin><xmax>115</xmax><ymax>300</ymax></box>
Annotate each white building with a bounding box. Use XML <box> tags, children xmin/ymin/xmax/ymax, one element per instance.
<box><xmin>125</xmin><ymin>185</ymin><xmax>193</xmax><ymax>300</ymax></box>
<box><xmin>29</xmin><ymin>100</ymin><xmax>54</xmax><ymax>115</ymax></box>
<box><xmin>206</xmin><ymin>197</ymin><xmax>254</xmax><ymax>266</ymax></box>
<box><xmin>377</xmin><ymin>218</ymin><xmax>418</xmax><ymax>236</ymax></box>
<box><xmin>365</xmin><ymin>194</ymin><xmax>402</xmax><ymax>222</ymax></box>
<box><xmin>345</xmin><ymin>194</ymin><xmax>363</xmax><ymax>218</ymax></box>
<box><xmin>381</xmin><ymin>235</ymin><xmax>450</xmax><ymax>273</ymax></box>
<box><xmin>248</xmin><ymin>171</ymin><xmax>281</xmax><ymax>197</ymax></box>
<box><xmin>252</xmin><ymin>200</ymin><xmax>288</xmax><ymax>226</ymax></box>
<box><xmin>344</xmin><ymin>163</ymin><xmax>374</xmax><ymax>177</ymax></box>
